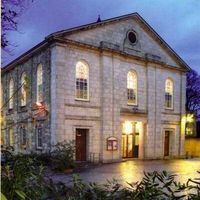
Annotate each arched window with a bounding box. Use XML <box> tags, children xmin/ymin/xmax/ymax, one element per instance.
<box><xmin>165</xmin><ymin>78</ymin><xmax>173</xmax><ymax>109</ymax></box>
<box><xmin>9</xmin><ymin>78</ymin><xmax>14</xmax><ymax>109</ymax></box>
<box><xmin>36</xmin><ymin>64</ymin><xmax>43</xmax><ymax>103</ymax></box>
<box><xmin>75</xmin><ymin>61</ymin><xmax>89</xmax><ymax>100</ymax></box>
<box><xmin>21</xmin><ymin>72</ymin><xmax>27</xmax><ymax>106</ymax></box>
<box><xmin>127</xmin><ymin>71</ymin><xmax>137</xmax><ymax>105</ymax></box>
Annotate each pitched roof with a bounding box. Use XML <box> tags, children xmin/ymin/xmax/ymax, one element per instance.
<box><xmin>2</xmin><ymin>12</ymin><xmax>191</xmax><ymax>72</ymax></box>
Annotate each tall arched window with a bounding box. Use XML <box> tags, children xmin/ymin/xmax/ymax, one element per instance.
<box><xmin>36</xmin><ymin>64</ymin><xmax>43</xmax><ymax>103</ymax></box>
<box><xmin>75</xmin><ymin>61</ymin><xmax>89</xmax><ymax>100</ymax></box>
<box><xmin>21</xmin><ymin>72</ymin><xmax>27</xmax><ymax>106</ymax></box>
<box><xmin>165</xmin><ymin>78</ymin><xmax>173</xmax><ymax>109</ymax></box>
<box><xmin>9</xmin><ymin>78</ymin><xmax>14</xmax><ymax>109</ymax></box>
<box><xmin>127</xmin><ymin>71</ymin><xmax>137</xmax><ymax>105</ymax></box>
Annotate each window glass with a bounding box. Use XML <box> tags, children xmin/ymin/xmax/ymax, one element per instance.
<box><xmin>21</xmin><ymin>73</ymin><xmax>28</xmax><ymax>106</ymax></box>
<box><xmin>20</xmin><ymin>126</ymin><xmax>26</xmax><ymax>146</ymax></box>
<box><xmin>37</xmin><ymin>64</ymin><xmax>43</xmax><ymax>103</ymax></box>
<box><xmin>36</xmin><ymin>125</ymin><xmax>42</xmax><ymax>148</ymax></box>
<box><xmin>165</xmin><ymin>79</ymin><xmax>173</xmax><ymax>109</ymax></box>
<box><xmin>9</xmin><ymin>79</ymin><xmax>14</xmax><ymax>109</ymax></box>
<box><xmin>75</xmin><ymin>61</ymin><xmax>89</xmax><ymax>100</ymax></box>
<box><xmin>9</xmin><ymin>127</ymin><xmax>14</xmax><ymax>146</ymax></box>
<box><xmin>127</xmin><ymin>71</ymin><xmax>137</xmax><ymax>105</ymax></box>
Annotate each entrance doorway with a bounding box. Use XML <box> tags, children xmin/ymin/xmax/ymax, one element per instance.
<box><xmin>122</xmin><ymin>133</ymin><xmax>139</xmax><ymax>158</ymax></box>
<box><xmin>76</xmin><ymin>129</ymin><xmax>87</xmax><ymax>161</ymax></box>
<box><xmin>164</xmin><ymin>131</ymin><xmax>170</xmax><ymax>156</ymax></box>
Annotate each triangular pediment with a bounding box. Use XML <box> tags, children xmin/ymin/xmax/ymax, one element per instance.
<box><xmin>49</xmin><ymin>13</ymin><xmax>189</xmax><ymax>71</ymax></box>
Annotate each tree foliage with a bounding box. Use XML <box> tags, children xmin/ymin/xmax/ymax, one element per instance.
<box><xmin>186</xmin><ymin>69</ymin><xmax>200</xmax><ymax>120</ymax></box>
<box><xmin>1</xmin><ymin>0</ymin><xmax>33</xmax><ymax>52</ymax></box>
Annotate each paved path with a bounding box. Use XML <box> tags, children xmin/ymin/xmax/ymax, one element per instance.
<box><xmin>48</xmin><ymin>159</ymin><xmax>200</xmax><ymax>185</ymax></box>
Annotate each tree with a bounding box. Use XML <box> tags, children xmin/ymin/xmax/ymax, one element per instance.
<box><xmin>1</xmin><ymin>0</ymin><xmax>33</xmax><ymax>52</ymax></box>
<box><xmin>186</xmin><ymin>69</ymin><xmax>200</xmax><ymax>121</ymax></box>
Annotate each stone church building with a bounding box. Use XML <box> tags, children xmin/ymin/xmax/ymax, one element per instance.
<box><xmin>1</xmin><ymin>13</ymin><xmax>190</xmax><ymax>162</ymax></box>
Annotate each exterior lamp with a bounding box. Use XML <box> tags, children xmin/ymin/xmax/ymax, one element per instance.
<box><xmin>36</xmin><ymin>102</ymin><xmax>43</xmax><ymax>107</ymax></box>
<box><xmin>186</xmin><ymin>114</ymin><xmax>194</xmax><ymax>123</ymax></box>
<box><xmin>123</xmin><ymin>121</ymin><xmax>133</xmax><ymax>135</ymax></box>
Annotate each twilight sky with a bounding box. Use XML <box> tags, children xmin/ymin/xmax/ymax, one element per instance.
<box><xmin>2</xmin><ymin>0</ymin><xmax>200</xmax><ymax>73</ymax></box>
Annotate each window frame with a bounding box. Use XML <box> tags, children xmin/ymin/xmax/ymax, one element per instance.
<box><xmin>20</xmin><ymin>72</ymin><xmax>27</xmax><ymax>107</ymax></box>
<box><xmin>8</xmin><ymin>127</ymin><xmax>14</xmax><ymax>147</ymax></box>
<box><xmin>127</xmin><ymin>70</ymin><xmax>138</xmax><ymax>106</ymax></box>
<box><xmin>165</xmin><ymin>78</ymin><xmax>174</xmax><ymax>110</ymax></box>
<box><xmin>36</xmin><ymin>64</ymin><xmax>43</xmax><ymax>103</ymax></box>
<box><xmin>9</xmin><ymin>78</ymin><xmax>14</xmax><ymax>109</ymax></box>
<box><xmin>75</xmin><ymin>60</ymin><xmax>90</xmax><ymax>101</ymax></box>
<box><xmin>20</xmin><ymin>126</ymin><xmax>27</xmax><ymax>147</ymax></box>
<box><xmin>36</xmin><ymin>125</ymin><xmax>43</xmax><ymax>149</ymax></box>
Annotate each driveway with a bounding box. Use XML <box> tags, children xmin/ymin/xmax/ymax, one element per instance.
<box><xmin>48</xmin><ymin>158</ymin><xmax>200</xmax><ymax>185</ymax></box>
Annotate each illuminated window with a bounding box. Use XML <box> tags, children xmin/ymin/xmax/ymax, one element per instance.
<box><xmin>165</xmin><ymin>78</ymin><xmax>173</xmax><ymax>109</ymax></box>
<box><xmin>1</xmin><ymin>130</ymin><xmax>5</xmax><ymax>146</ymax></box>
<box><xmin>20</xmin><ymin>126</ymin><xmax>26</xmax><ymax>146</ymax></box>
<box><xmin>127</xmin><ymin>71</ymin><xmax>137</xmax><ymax>105</ymax></box>
<box><xmin>8</xmin><ymin>127</ymin><xmax>14</xmax><ymax>147</ymax></box>
<box><xmin>36</xmin><ymin>125</ymin><xmax>42</xmax><ymax>148</ymax></box>
<box><xmin>21</xmin><ymin>72</ymin><xmax>27</xmax><ymax>106</ymax></box>
<box><xmin>36</xmin><ymin>64</ymin><xmax>43</xmax><ymax>103</ymax></box>
<box><xmin>9</xmin><ymin>78</ymin><xmax>14</xmax><ymax>109</ymax></box>
<box><xmin>75</xmin><ymin>61</ymin><xmax>89</xmax><ymax>100</ymax></box>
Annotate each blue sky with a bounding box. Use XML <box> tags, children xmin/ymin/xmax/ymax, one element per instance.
<box><xmin>2</xmin><ymin>0</ymin><xmax>200</xmax><ymax>73</ymax></box>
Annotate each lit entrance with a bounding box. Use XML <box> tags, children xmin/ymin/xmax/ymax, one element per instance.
<box><xmin>121</xmin><ymin>121</ymin><xmax>139</xmax><ymax>158</ymax></box>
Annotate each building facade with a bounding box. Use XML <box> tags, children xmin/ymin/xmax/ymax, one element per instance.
<box><xmin>1</xmin><ymin>13</ymin><xmax>189</xmax><ymax>162</ymax></box>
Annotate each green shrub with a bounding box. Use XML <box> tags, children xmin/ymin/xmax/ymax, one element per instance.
<box><xmin>1</xmin><ymin>153</ymin><xmax>46</xmax><ymax>200</ymax></box>
<box><xmin>50</xmin><ymin>140</ymin><xmax>75</xmax><ymax>172</ymax></box>
<box><xmin>1</xmin><ymin>147</ymin><xmax>200</xmax><ymax>199</ymax></box>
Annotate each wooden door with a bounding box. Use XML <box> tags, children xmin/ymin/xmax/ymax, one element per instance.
<box><xmin>122</xmin><ymin>134</ymin><xmax>133</xmax><ymax>158</ymax></box>
<box><xmin>164</xmin><ymin>131</ymin><xmax>170</xmax><ymax>156</ymax></box>
<box><xmin>76</xmin><ymin>129</ymin><xmax>87</xmax><ymax>161</ymax></box>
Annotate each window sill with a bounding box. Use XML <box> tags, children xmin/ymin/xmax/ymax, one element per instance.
<box><xmin>165</xmin><ymin>107</ymin><xmax>174</xmax><ymax>111</ymax></box>
<box><xmin>75</xmin><ymin>98</ymin><xmax>90</xmax><ymax>102</ymax></box>
<box><xmin>127</xmin><ymin>103</ymin><xmax>138</xmax><ymax>106</ymax></box>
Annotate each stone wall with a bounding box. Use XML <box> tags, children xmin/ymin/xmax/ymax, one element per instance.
<box><xmin>1</xmin><ymin>48</ymin><xmax>51</xmax><ymax>153</ymax></box>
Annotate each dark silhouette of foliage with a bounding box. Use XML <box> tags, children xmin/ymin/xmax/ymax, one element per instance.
<box><xmin>1</xmin><ymin>0</ymin><xmax>33</xmax><ymax>52</ymax></box>
<box><xmin>1</xmin><ymin>149</ymin><xmax>200</xmax><ymax>199</ymax></box>
<box><xmin>186</xmin><ymin>69</ymin><xmax>200</xmax><ymax>120</ymax></box>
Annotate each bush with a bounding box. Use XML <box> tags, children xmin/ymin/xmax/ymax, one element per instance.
<box><xmin>1</xmin><ymin>152</ymin><xmax>200</xmax><ymax>200</ymax></box>
<box><xmin>50</xmin><ymin>140</ymin><xmax>75</xmax><ymax>172</ymax></box>
<box><xmin>1</xmin><ymin>153</ymin><xmax>46</xmax><ymax>200</ymax></box>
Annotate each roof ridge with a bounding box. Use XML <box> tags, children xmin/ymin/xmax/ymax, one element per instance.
<box><xmin>46</xmin><ymin>12</ymin><xmax>139</xmax><ymax>39</ymax></box>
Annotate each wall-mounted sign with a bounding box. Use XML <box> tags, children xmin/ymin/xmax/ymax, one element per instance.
<box><xmin>107</xmin><ymin>136</ymin><xmax>118</xmax><ymax>151</ymax></box>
